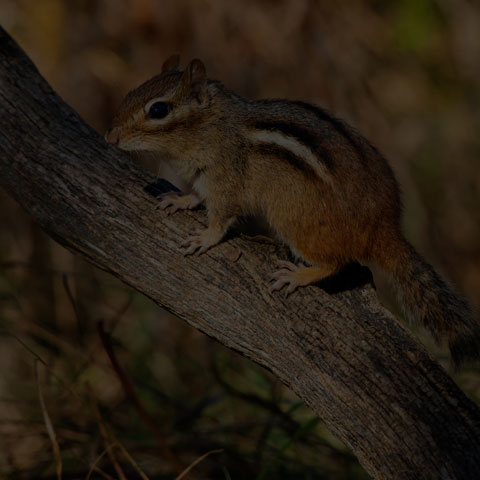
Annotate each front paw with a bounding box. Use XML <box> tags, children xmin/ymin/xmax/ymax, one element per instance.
<box><xmin>181</xmin><ymin>228</ymin><xmax>221</xmax><ymax>256</ymax></box>
<box><xmin>156</xmin><ymin>192</ymin><xmax>199</xmax><ymax>215</ymax></box>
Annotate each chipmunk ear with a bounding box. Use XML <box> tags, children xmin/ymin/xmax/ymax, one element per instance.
<box><xmin>183</xmin><ymin>59</ymin><xmax>207</xmax><ymax>103</ymax></box>
<box><xmin>161</xmin><ymin>54</ymin><xmax>180</xmax><ymax>73</ymax></box>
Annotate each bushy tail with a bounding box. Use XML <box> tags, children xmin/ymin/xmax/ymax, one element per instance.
<box><xmin>376</xmin><ymin>237</ymin><xmax>480</xmax><ymax>367</ymax></box>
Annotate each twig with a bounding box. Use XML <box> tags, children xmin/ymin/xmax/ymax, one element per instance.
<box><xmin>86</xmin><ymin>445</ymin><xmax>117</xmax><ymax>480</ymax></box>
<box><xmin>90</xmin><ymin>466</ymin><xmax>116</xmax><ymax>480</ymax></box>
<box><xmin>62</xmin><ymin>273</ymin><xmax>84</xmax><ymax>334</ymax></box>
<box><xmin>34</xmin><ymin>360</ymin><xmax>62</xmax><ymax>480</ymax></box>
<box><xmin>89</xmin><ymin>385</ymin><xmax>150</xmax><ymax>480</ymax></box>
<box><xmin>88</xmin><ymin>385</ymin><xmax>128</xmax><ymax>480</ymax></box>
<box><xmin>12</xmin><ymin>333</ymin><xmax>82</xmax><ymax>402</ymax></box>
<box><xmin>97</xmin><ymin>321</ymin><xmax>183</xmax><ymax>473</ymax></box>
<box><xmin>108</xmin><ymin>292</ymin><xmax>134</xmax><ymax>332</ymax></box>
<box><xmin>115</xmin><ymin>441</ymin><xmax>150</xmax><ymax>480</ymax></box>
<box><xmin>175</xmin><ymin>449</ymin><xmax>224</xmax><ymax>480</ymax></box>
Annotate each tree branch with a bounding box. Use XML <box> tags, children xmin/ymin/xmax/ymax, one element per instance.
<box><xmin>1</xmin><ymin>26</ymin><xmax>479</xmax><ymax>479</ymax></box>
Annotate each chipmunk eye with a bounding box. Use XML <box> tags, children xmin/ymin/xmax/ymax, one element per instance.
<box><xmin>148</xmin><ymin>102</ymin><xmax>171</xmax><ymax>119</ymax></box>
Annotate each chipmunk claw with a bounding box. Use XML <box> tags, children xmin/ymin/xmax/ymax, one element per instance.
<box><xmin>156</xmin><ymin>192</ymin><xmax>200</xmax><ymax>214</ymax></box>
<box><xmin>276</xmin><ymin>260</ymin><xmax>298</xmax><ymax>271</ymax></box>
<box><xmin>181</xmin><ymin>236</ymin><xmax>199</xmax><ymax>255</ymax></box>
<box><xmin>270</xmin><ymin>262</ymin><xmax>335</xmax><ymax>297</ymax></box>
<box><xmin>269</xmin><ymin>261</ymin><xmax>305</xmax><ymax>297</ymax></box>
<box><xmin>183</xmin><ymin>243</ymin><xmax>201</xmax><ymax>256</ymax></box>
<box><xmin>156</xmin><ymin>192</ymin><xmax>181</xmax><ymax>214</ymax></box>
<box><xmin>181</xmin><ymin>229</ymin><xmax>217</xmax><ymax>256</ymax></box>
<box><xmin>270</xmin><ymin>275</ymin><xmax>300</xmax><ymax>297</ymax></box>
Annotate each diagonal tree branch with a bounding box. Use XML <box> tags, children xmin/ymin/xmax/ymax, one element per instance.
<box><xmin>0</xmin><ymin>26</ymin><xmax>479</xmax><ymax>480</ymax></box>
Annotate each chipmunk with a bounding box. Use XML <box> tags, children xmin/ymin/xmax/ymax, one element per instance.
<box><xmin>105</xmin><ymin>54</ymin><xmax>480</xmax><ymax>366</ymax></box>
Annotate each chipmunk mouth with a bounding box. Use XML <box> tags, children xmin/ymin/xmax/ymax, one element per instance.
<box><xmin>104</xmin><ymin>127</ymin><xmax>141</xmax><ymax>152</ymax></box>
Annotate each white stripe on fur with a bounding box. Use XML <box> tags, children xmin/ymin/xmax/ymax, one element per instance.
<box><xmin>249</xmin><ymin>130</ymin><xmax>330</xmax><ymax>181</ymax></box>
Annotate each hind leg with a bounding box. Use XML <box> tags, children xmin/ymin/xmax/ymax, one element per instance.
<box><xmin>270</xmin><ymin>260</ymin><xmax>338</xmax><ymax>297</ymax></box>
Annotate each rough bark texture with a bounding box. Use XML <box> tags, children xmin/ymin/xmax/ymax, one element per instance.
<box><xmin>1</xmin><ymin>27</ymin><xmax>479</xmax><ymax>480</ymax></box>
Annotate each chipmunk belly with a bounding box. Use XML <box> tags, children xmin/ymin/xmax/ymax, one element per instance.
<box><xmin>192</xmin><ymin>173</ymin><xmax>209</xmax><ymax>200</ymax></box>
<box><xmin>158</xmin><ymin>161</ymin><xmax>192</xmax><ymax>193</ymax></box>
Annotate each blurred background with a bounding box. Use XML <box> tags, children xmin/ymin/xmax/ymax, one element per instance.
<box><xmin>1</xmin><ymin>0</ymin><xmax>479</xmax><ymax>478</ymax></box>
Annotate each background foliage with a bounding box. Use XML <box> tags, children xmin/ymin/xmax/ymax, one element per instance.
<box><xmin>0</xmin><ymin>0</ymin><xmax>479</xmax><ymax>478</ymax></box>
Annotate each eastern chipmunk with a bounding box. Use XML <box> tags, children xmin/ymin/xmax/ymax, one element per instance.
<box><xmin>106</xmin><ymin>54</ymin><xmax>479</xmax><ymax>366</ymax></box>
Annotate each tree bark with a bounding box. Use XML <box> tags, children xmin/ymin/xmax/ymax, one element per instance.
<box><xmin>1</xmin><ymin>26</ymin><xmax>479</xmax><ymax>480</ymax></box>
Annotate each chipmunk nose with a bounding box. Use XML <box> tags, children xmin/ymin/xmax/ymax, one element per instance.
<box><xmin>105</xmin><ymin>127</ymin><xmax>120</xmax><ymax>145</ymax></box>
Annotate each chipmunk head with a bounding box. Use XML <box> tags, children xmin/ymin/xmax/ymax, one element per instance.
<box><xmin>105</xmin><ymin>55</ymin><xmax>209</xmax><ymax>154</ymax></box>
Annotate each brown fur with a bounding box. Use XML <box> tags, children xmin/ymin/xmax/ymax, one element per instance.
<box><xmin>107</xmin><ymin>56</ymin><xmax>480</xmax><ymax>366</ymax></box>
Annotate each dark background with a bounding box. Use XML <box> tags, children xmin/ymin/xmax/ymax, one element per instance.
<box><xmin>1</xmin><ymin>0</ymin><xmax>479</xmax><ymax>478</ymax></box>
